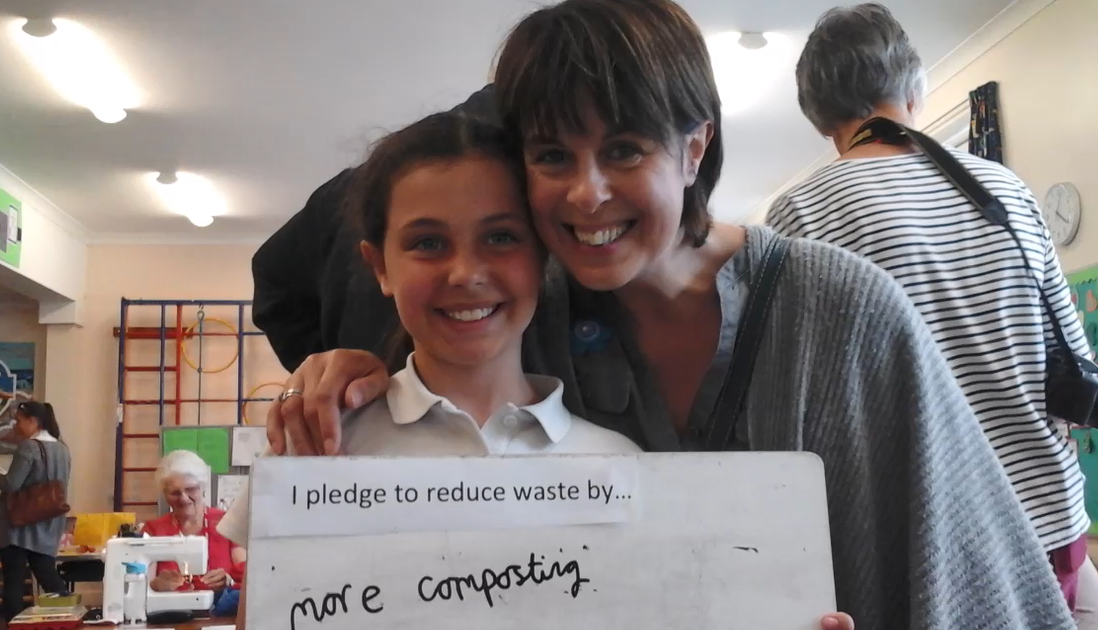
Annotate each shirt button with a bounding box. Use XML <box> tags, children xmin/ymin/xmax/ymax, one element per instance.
<box><xmin>504</xmin><ymin>415</ymin><xmax>518</xmax><ymax>429</ymax></box>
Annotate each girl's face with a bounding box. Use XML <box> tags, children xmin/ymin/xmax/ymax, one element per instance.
<box><xmin>522</xmin><ymin>107</ymin><xmax>710</xmax><ymax>291</ymax></box>
<box><xmin>364</xmin><ymin>156</ymin><xmax>542</xmax><ymax>370</ymax></box>
<box><xmin>14</xmin><ymin>412</ymin><xmax>39</xmax><ymax>439</ymax></box>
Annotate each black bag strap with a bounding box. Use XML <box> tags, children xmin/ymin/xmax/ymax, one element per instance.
<box><xmin>704</xmin><ymin>237</ymin><xmax>791</xmax><ymax>450</ymax></box>
<box><xmin>868</xmin><ymin>118</ymin><xmax>1082</xmax><ymax>378</ymax></box>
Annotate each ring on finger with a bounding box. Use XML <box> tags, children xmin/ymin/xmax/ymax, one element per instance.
<box><xmin>278</xmin><ymin>388</ymin><xmax>303</xmax><ymax>402</ymax></box>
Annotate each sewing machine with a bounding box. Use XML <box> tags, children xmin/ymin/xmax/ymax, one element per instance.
<box><xmin>102</xmin><ymin>535</ymin><xmax>215</xmax><ymax>623</ymax></box>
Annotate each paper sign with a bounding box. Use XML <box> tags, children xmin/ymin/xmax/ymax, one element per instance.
<box><xmin>250</xmin><ymin>455</ymin><xmax>640</xmax><ymax>539</ymax></box>
<box><xmin>231</xmin><ymin>426</ymin><xmax>268</xmax><ymax>467</ymax></box>
<box><xmin>246</xmin><ymin>453</ymin><xmax>836</xmax><ymax>630</ymax></box>
<box><xmin>216</xmin><ymin>474</ymin><xmax>249</xmax><ymax>511</ymax></box>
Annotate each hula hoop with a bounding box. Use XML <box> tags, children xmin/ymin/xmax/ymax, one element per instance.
<box><xmin>181</xmin><ymin>317</ymin><xmax>240</xmax><ymax>374</ymax></box>
<box><xmin>242</xmin><ymin>382</ymin><xmax>284</xmax><ymax>425</ymax></box>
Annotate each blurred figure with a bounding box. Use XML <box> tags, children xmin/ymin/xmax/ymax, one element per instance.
<box><xmin>0</xmin><ymin>401</ymin><xmax>71</xmax><ymax>622</ymax></box>
<box><xmin>767</xmin><ymin>3</ymin><xmax>1097</xmax><ymax>623</ymax></box>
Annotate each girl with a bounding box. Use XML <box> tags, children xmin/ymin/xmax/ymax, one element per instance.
<box><xmin>0</xmin><ymin>401</ymin><xmax>72</xmax><ymax>622</ymax></box>
<box><xmin>221</xmin><ymin>111</ymin><xmax>641</xmax><ymax>629</ymax></box>
<box><xmin>265</xmin><ymin>1</ymin><xmax>1072</xmax><ymax>628</ymax></box>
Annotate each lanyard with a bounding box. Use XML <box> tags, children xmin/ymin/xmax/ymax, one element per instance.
<box><xmin>848</xmin><ymin>117</ymin><xmax>911</xmax><ymax>150</ymax></box>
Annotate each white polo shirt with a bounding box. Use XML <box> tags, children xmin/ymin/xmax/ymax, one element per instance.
<box><xmin>217</xmin><ymin>355</ymin><xmax>640</xmax><ymax>546</ymax></box>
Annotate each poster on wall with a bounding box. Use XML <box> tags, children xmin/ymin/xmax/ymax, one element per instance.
<box><xmin>0</xmin><ymin>187</ymin><xmax>22</xmax><ymax>269</ymax></box>
<box><xmin>1067</xmin><ymin>265</ymin><xmax>1098</xmax><ymax>357</ymax></box>
<box><xmin>0</xmin><ymin>342</ymin><xmax>35</xmax><ymax>419</ymax></box>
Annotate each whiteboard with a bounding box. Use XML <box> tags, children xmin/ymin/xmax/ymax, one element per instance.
<box><xmin>246</xmin><ymin>453</ymin><xmax>835</xmax><ymax>630</ymax></box>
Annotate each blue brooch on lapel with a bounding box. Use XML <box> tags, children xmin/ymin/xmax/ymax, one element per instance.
<box><xmin>570</xmin><ymin>319</ymin><xmax>613</xmax><ymax>356</ymax></box>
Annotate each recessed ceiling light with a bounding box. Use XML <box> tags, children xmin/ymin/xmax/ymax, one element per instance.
<box><xmin>705</xmin><ymin>31</ymin><xmax>792</xmax><ymax>116</ymax></box>
<box><xmin>737</xmin><ymin>33</ymin><xmax>768</xmax><ymax>50</ymax></box>
<box><xmin>11</xmin><ymin>17</ymin><xmax>142</xmax><ymax>124</ymax></box>
<box><xmin>148</xmin><ymin>172</ymin><xmax>226</xmax><ymax>228</ymax></box>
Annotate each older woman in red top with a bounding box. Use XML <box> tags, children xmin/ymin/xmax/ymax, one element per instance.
<box><xmin>141</xmin><ymin>450</ymin><xmax>246</xmax><ymax>593</ymax></box>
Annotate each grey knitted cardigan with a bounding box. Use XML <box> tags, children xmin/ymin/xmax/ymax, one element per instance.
<box><xmin>0</xmin><ymin>437</ymin><xmax>72</xmax><ymax>556</ymax></box>
<box><xmin>524</xmin><ymin>226</ymin><xmax>1073</xmax><ymax>630</ymax></box>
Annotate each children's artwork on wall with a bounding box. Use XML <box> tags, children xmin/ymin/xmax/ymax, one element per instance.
<box><xmin>0</xmin><ymin>342</ymin><xmax>35</xmax><ymax>418</ymax></box>
<box><xmin>1067</xmin><ymin>265</ymin><xmax>1098</xmax><ymax>357</ymax></box>
<box><xmin>0</xmin><ymin>187</ymin><xmax>22</xmax><ymax>269</ymax></box>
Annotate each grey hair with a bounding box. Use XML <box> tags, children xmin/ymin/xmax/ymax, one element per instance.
<box><xmin>795</xmin><ymin>3</ymin><xmax>927</xmax><ymax>135</ymax></box>
<box><xmin>155</xmin><ymin>449</ymin><xmax>211</xmax><ymax>493</ymax></box>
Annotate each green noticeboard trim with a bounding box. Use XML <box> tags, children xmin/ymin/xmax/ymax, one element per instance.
<box><xmin>162</xmin><ymin>427</ymin><xmax>231</xmax><ymax>474</ymax></box>
<box><xmin>0</xmin><ymin>187</ymin><xmax>22</xmax><ymax>269</ymax></box>
<box><xmin>1067</xmin><ymin>264</ymin><xmax>1098</xmax><ymax>358</ymax></box>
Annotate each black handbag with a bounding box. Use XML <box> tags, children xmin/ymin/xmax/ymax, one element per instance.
<box><xmin>853</xmin><ymin>117</ymin><xmax>1098</xmax><ymax>427</ymax></box>
<box><xmin>704</xmin><ymin>237</ymin><xmax>791</xmax><ymax>450</ymax></box>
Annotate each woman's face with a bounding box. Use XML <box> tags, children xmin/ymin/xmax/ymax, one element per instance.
<box><xmin>14</xmin><ymin>412</ymin><xmax>39</xmax><ymax>439</ymax></box>
<box><xmin>162</xmin><ymin>473</ymin><xmax>205</xmax><ymax>519</ymax></box>
<box><xmin>522</xmin><ymin>106</ymin><xmax>710</xmax><ymax>291</ymax></box>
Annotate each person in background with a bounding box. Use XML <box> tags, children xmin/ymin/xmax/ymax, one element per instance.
<box><xmin>141</xmin><ymin>450</ymin><xmax>245</xmax><ymax>611</ymax></box>
<box><xmin>0</xmin><ymin>401</ymin><xmax>71</xmax><ymax>622</ymax></box>
<box><xmin>765</xmin><ymin>3</ymin><xmax>1098</xmax><ymax>625</ymax></box>
<box><xmin>240</xmin><ymin>0</ymin><xmax>1074</xmax><ymax>628</ymax></box>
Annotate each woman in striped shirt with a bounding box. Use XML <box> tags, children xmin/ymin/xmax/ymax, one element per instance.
<box><xmin>767</xmin><ymin>2</ymin><xmax>1098</xmax><ymax>623</ymax></box>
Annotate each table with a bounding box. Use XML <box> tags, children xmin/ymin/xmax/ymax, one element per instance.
<box><xmin>76</xmin><ymin>618</ymin><xmax>235</xmax><ymax>629</ymax></box>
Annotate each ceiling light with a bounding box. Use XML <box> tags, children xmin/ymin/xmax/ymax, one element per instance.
<box><xmin>11</xmin><ymin>17</ymin><xmax>142</xmax><ymax>123</ymax></box>
<box><xmin>737</xmin><ymin>33</ymin><xmax>768</xmax><ymax>50</ymax></box>
<box><xmin>148</xmin><ymin>172</ymin><xmax>227</xmax><ymax>228</ymax></box>
<box><xmin>705</xmin><ymin>31</ymin><xmax>793</xmax><ymax>116</ymax></box>
<box><xmin>187</xmin><ymin>213</ymin><xmax>214</xmax><ymax>228</ymax></box>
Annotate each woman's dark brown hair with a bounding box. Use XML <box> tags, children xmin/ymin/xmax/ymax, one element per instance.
<box><xmin>15</xmin><ymin>400</ymin><xmax>62</xmax><ymax>440</ymax></box>
<box><xmin>343</xmin><ymin>111</ymin><xmax>526</xmax><ymax>369</ymax></box>
<box><xmin>493</xmin><ymin>0</ymin><xmax>723</xmax><ymax>247</ymax></box>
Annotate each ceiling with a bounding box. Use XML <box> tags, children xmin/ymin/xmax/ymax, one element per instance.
<box><xmin>0</xmin><ymin>0</ymin><xmax>1017</xmax><ymax>242</ymax></box>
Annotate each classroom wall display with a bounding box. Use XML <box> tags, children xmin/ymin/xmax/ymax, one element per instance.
<box><xmin>216</xmin><ymin>474</ymin><xmax>249</xmax><ymax>511</ymax></box>
<box><xmin>245</xmin><ymin>453</ymin><xmax>836</xmax><ymax>630</ymax></box>
<box><xmin>1067</xmin><ymin>265</ymin><xmax>1098</xmax><ymax>357</ymax></box>
<box><xmin>231</xmin><ymin>426</ymin><xmax>267</xmax><ymax>466</ymax></box>
<box><xmin>0</xmin><ymin>342</ymin><xmax>35</xmax><ymax>418</ymax></box>
<box><xmin>0</xmin><ymin>187</ymin><xmax>22</xmax><ymax>269</ymax></box>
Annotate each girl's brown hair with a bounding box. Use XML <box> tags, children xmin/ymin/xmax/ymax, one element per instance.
<box><xmin>493</xmin><ymin>0</ymin><xmax>723</xmax><ymax>247</ymax></box>
<box><xmin>343</xmin><ymin>111</ymin><xmax>526</xmax><ymax>369</ymax></box>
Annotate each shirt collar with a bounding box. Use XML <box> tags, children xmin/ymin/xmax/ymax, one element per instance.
<box><xmin>32</xmin><ymin>431</ymin><xmax>57</xmax><ymax>443</ymax></box>
<box><xmin>386</xmin><ymin>353</ymin><xmax>573</xmax><ymax>443</ymax></box>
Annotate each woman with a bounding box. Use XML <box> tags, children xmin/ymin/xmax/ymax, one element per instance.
<box><xmin>766</xmin><ymin>3</ymin><xmax>1098</xmax><ymax>622</ymax></box>
<box><xmin>0</xmin><ymin>401</ymin><xmax>71</xmax><ymax>622</ymax></box>
<box><xmin>142</xmin><ymin>450</ymin><xmax>245</xmax><ymax>601</ymax></box>
<box><xmin>245</xmin><ymin>0</ymin><xmax>1072</xmax><ymax>628</ymax></box>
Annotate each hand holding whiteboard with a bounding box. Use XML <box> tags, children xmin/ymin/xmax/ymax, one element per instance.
<box><xmin>246</xmin><ymin>453</ymin><xmax>835</xmax><ymax>630</ymax></box>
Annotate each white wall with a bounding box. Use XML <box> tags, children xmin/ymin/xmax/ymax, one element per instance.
<box><xmin>919</xmin><ymin>0</ymin><xmax>1098</xmax><ymax>273</ymax></box>
<box><xmin>0</xmin><ymin>163</ymin><xmax>88</xmax><ymax>323</ymax></box>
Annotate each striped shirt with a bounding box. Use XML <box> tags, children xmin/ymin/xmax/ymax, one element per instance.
<box><xmin>766</xmin><ymin>148</ymin><xmax>1094</xmax><ymax>552</ymax></box>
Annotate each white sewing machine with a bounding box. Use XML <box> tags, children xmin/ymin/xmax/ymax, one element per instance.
<box><xmin>103</xmin><ymin>535</ymin><xmax>215</xmax><ymax>623</ymax></box>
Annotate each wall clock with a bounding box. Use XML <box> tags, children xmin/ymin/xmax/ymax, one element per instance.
<box><xmin>1043</xmin><ymin>182</ymin><xmax>1082</xmax><ymax>246</ymax></box>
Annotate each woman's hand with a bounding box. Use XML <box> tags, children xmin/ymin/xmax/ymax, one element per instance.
<box><xmin>200</xmin><ymin>568</ymin><xmax>230</xmax><ymax>591</ymax></box>
<box><xmin>268</xmin><ymin>349</ymin><xmax>390</xmax><ymax>456</ymax></box>
<box><xmin>821</xmin><ymin>613</ymin><xmax>855</xmax><ymax>630</ymax></box>
<box><xmin>150</xmin><ymin>570</ymin><xmax>185</xmax><ymax>592</ymax></box>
